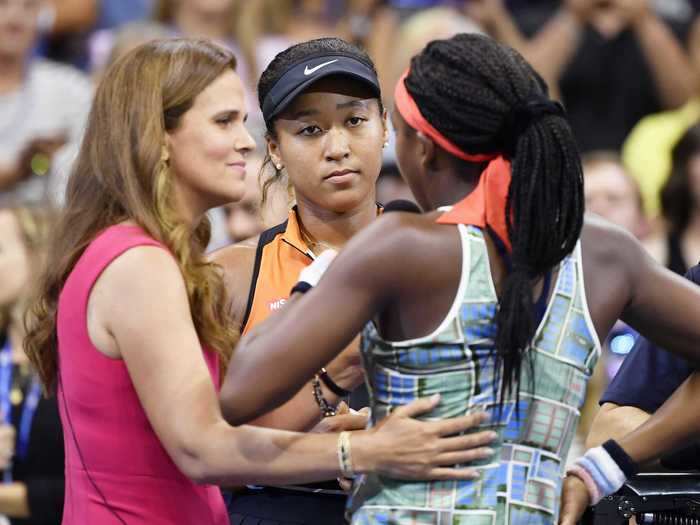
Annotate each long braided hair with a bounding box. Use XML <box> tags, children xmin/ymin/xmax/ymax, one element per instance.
<box><xmin>406</xmin><ymin>34</ymin><xmax>584</xmax><ymax>403</ymax></box>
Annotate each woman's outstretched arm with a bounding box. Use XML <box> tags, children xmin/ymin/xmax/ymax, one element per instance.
<box><xmin>219</xmin><ymin>215</ymin><xmax>409</xmax><ymax>424</ymax></box>
<box><xmin>104</xmin><ymin>243</ymin><xmax>492</xmax><ymax>486</ymax></box>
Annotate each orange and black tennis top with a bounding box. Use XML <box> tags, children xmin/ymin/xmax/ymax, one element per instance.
<box><xmin>242</xmin><ymin>205</ymin><xmax>382</xmax><ymax>334</ymax></box>
<box><xmin>241</xmin><ymin>208</ymin><xmax>315</xmax><ymax>334</ymax></box>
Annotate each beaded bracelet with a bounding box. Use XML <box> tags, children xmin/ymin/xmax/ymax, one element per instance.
<box><xmin>337</xmin><ymin>431</ymin><xmax>355</xmax><ymax>478</ymax></box>
<box><xmin>312</xmin><ymin>374</ymin><xmax>337</xmax><ymax>417</ymax></box>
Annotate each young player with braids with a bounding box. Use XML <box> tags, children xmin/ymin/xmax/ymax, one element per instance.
<box><xmin>219</xmin><ymin>34</ymin><xmax>700</xmax><ymax>524</ymax></box>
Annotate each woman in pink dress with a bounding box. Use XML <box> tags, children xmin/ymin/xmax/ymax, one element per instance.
<box><xmin>22</xmin><ymin>39</ymin><xmax>494</xmax><ymax>524</ymax></box>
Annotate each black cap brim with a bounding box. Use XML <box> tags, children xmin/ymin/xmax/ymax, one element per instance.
<box><xmin>261</xmin><ymin>55</ymin><xmax>381</xmax><ymax>123</ymax></box>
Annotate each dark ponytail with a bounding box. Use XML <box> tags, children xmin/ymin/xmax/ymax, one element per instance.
<box><xmin>405</xmin><ymin>34</ymin><xmax>584</xmax><ymax>403</ymax></box>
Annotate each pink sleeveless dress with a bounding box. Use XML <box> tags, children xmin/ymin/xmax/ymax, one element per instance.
<box><xmin>56</xmin><ymin>225</ymin><xmax>229</xmax><ymax>524</ymax></box>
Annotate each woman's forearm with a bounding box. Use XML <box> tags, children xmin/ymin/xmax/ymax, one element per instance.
<box><xmin>192</xmin><ymin>421</ymin><xmax>366</xmax><ymax>486</ymax></box>
<box><xmin>617</xmin><ymin>372</ymin><xmax>700</xmax><ymax>465</ymax></box>
<box><xmin>522</xmin><ymin>8</ymin><xmax>585</xmax><ymax>87</ymax></box>
<box><xmin>632</xmin><ymin>11</ymin><xmax>694</xmax><ymax>109</ymax></box>
<box><xmin>479</xmin><ymin>4</ymin><xmax>528</xmax><ymax>54</ymax></box>
<box><xmin>585</xmin><ymin>403</ymin><xmax>651</xmax><ymax>449</ymax></box>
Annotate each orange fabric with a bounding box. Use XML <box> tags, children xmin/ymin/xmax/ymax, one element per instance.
<box><xmin>243</xmin><ymin>207</ymin><xmax>384</xmax><ymax>334</ymax></box>
<box><xmin>437</xmin><ymin>156</ymin><xmax>513</xmax><ymax>251</ymax></box>
<box><xmin>394</xmin><ymin>70</ymin><xmax>498</xmax><ymax>163</ymax></box>
<box><xmin>242</xmin><ymin>210</ymin><xmax>313</xmax><ymax>335</ymax></box>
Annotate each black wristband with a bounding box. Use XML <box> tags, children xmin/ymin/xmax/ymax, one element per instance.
<box><xmin>290</xmin><ymin>281</ymin><xmax>312</xmax><ymax>296</ymax></box>
<box><xmin>602</xmin><ymin>439</ymin><xmax>639</xmax><ymax>478</ymax></box>
<box><xmin>319</xmin><ymin>367</ymin><xmax>351</xmax><ymax>397</ymax></box>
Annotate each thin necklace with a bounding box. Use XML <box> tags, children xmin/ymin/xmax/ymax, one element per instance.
<box><xmin>298</xmin><ymin>205</ymin><xmax>381</xmax><ymax>256</ymax></box>
<box><xmin>299</xmin><ymin>222</ymin><xmax>342</xmax><ymax>256</ymax></box>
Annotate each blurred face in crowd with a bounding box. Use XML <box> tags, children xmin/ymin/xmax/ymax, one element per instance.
<box><xmin>268</xmin><ymin>76</ymin><xmax>386</xmax><ymax>213</ymax></box>
<box><xmin>0</xmin><ymin>0</ymin><xmax>41</xmax><ymax>60</ymax></box>
<box><xmin>0</xmin><ymin>210</ymin><xmax>30</xmax><ymax>311</ymax></box>
<box><xmin>584</xmin><ymin>159</ymin><xmax>646</xmax><ymax>238</ymax></box>
<box><xmin>166</xmin><ymin>69</ymin><xmax>256</xmax><ymax>213</ymax></box>
<box><xmin>223</xmin><ymin>155</ymin><xmax>267</xmax><ymax>242</ymax></box>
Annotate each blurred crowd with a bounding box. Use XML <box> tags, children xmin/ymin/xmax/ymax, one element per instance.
<box><xmin>3</xmin><ymin>0</ymin><xmax>700</xmax><ymax>522</ymax></box>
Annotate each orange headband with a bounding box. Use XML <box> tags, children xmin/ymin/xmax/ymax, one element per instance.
<box><xmin>394</xmin><ymin>70</ymin><xmax>498</xmax><ymax>163</ymax></box>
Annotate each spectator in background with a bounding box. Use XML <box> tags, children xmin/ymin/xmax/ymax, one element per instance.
<box><xmin>335</xmin><ymin>0</ymin><xmax>401</xmax><ymax>94</ymax></box>
<box><xmin>43</xmin><ymin>0</ymin><xmax>98</xmax><ymax>34</ymax></box>
<box><xmin>0</xmin><ymin>206</ymin><xmax>63</xmax><ymax>525</ymax></box>
<box><xmin>222</xmin><ymin>153</ymin><xmax>288</xmax><ymax>243</ymax></box>
<box><xmin>90</xmin><ymin>1</ymin><xmax>259</xmax><ymax>95</ymax></box>
<box><xmin>92</xmin><ymin>20</ymin><xmax>170</xmax><ymax>79</ymax></box>
<box><xmin>0</xmin><ymin>0</ymin><xmax>92</xmax><ymax>207</ymax></box>
<box><xmin>92</xmin><ymin>0</ymin><xmax>151</xmax><ymax>31</ymax></box>
<box><xmin>644</xmin><ymin>123</ymin><xmax>700</xmax><ymax>274</ymax></box>
<box><xmin>470</xmin><ymin>0</ymin><xmax>695</xmax><ymax>152</ymax></box>
<box><xmin>623</xmin><ymin>14</ymin><xmax>700</xmax><ymax>217</ymax></box>
<box><xmin>583</xmin><ymin>151</ymin><xmax>649</xmax><ymax>239</ymax></box>
<box><xmin>248</xmin><ymin>0</ymin><xmax>337</xmax><ymax>55</ymax></box>
<box><xmin>382</xmin><ymin>6</ymin><xmax>484</xmax><ymax>105</ymax></box>
<box><xmin>90</xmin><ymin>19</ymin><xmax>170</xmax><ymax>76</ymax></box>
<box><xmin>35</xmin><ymin>0</ymin><xmax>99</xmax><ymax>69</ymax></box>
<box><xmin>153</xmin><ymin>0</ymin><xmax>255</xmax><ymax>87</ymax></box>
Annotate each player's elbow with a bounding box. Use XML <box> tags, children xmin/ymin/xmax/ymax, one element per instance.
<box><xmin>585</xmin><ymin>402</ymin><xmax>650</xmax><ymax>449</ymax></box>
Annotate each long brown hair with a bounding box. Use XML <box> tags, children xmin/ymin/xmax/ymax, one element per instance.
<box><xmin>660</xmin><ymin>123</ymin><xmax>700</xmax><ymax>235</ymax></box>
<box><xmin>24</xmin><ymin>39</ymin><xmax>240</xmax><ymax>393</ymax></box>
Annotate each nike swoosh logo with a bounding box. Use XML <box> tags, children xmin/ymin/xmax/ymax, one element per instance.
<box><xmin>304</xmin><ymin>59</ymin><xmax>339</xmax><ymax>76</ymax></box>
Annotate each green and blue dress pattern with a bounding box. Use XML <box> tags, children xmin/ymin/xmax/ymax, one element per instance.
<box><xmin>349</xmin><ymin>224</ymin><xmax>601</xmax><ymax>525</ymax></box>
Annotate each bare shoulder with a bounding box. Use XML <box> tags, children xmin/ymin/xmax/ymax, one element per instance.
<box><xmin>350</xmin><ymin>211</ymin><xmax>453</xmax><ymax>257</ymax></box>
<box><xmin>209</xmin><ymin>236</ymin><xmax>259</xmax><ymax>275</ymax></box>
<box><xmin>90</xmin><ymin>245</ymin><xmax>187</xmax><ymax>349</ymax></box>
<box><xmin>580</xmin><ymin>213</ymin><xmax>647</xmax><ymax>269</ymax></box>
<box><xmin>338</xmin><ymin>211</ymin><xmax>460</xmax><ymax>287</ymax></box>
<box><xmin>579</xmin><ymin>214</ymin><xmax>657</xmax><ymax>319</ymax></box>
<box><xmin>99</xmin><ymin>244</ymin><xmax>182</xmax><ymax>294</ymax></box>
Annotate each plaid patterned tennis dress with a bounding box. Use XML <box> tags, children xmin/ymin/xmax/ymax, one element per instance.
<box><xmin>348</xmin><ymin>224</ymin><xmax>601</xmax><ymax>525</ymax></box>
